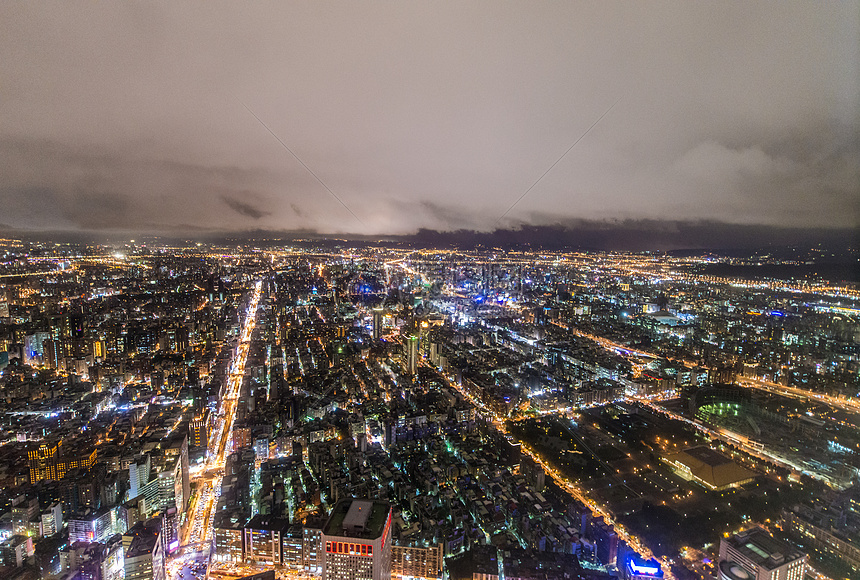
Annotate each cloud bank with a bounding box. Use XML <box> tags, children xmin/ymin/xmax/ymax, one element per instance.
<box><xmin>1</xmin><ymin>2</ymin><xmax>857</xmax><ymax>235</ymax></box>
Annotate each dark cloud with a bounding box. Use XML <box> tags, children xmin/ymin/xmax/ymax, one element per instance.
<box><xmin>0</xmin><ymin>2</ymin><xmax>856</xmax><ymax>237</ymax></box>
<box><xmin>1</xmin><ymin>220</ymin><xmax>854</xmax><ymax>255</ymax></box>
<box><xmin>222</xmin><ymin>195</ymin><xmax>270</xmax><ymax>219</ymax></box>
<box><xmin>399</xmin><ymin>221</ymin><xmax>859</xmax><ymax>253</ymax></box>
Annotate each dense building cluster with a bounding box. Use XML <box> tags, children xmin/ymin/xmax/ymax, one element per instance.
<box><xmin>0</xmin><ymin>238</ymin><xmax>857</xmax><ymax>580</ymax></box>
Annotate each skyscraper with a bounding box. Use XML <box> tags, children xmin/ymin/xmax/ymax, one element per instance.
<box><xmin>321</xmin><ymin>499</ymin><xmax>392</xmax><ymax>580</ymax></box>
<box><xmin>372</xmin><ymin>308</ymin><xmax>384</xmax><ymax>340</ymax></box>
<box><xmin>406</xmin><ymin>335</ymin><xmax>418</xmax><ymax>375</ymax></box>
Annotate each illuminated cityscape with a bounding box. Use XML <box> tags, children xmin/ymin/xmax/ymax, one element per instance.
<box><xmin>1</xmin><ymin>2</ymin><xmax>857</xmax><ymax>580</ymax></box>
<box><xmin>0</xmin><ymin>239</ymin><xmax>856</xmax><ymax>580</ymax></box>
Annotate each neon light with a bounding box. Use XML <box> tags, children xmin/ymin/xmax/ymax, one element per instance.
<box><xmin>628</xmin><ymin>556</ymin><xmax>662</xmax><ymax>577</ymax></box>
<box><xmin>381</xmin><ymin>510</ymin><xmax>392</xmax><ymax>549</ymax></box>
<box><xmin>630</xmin><ymin>563</ymin><xmax>660</xmax><ymax>574</ymax></box>
<box><xmin>326</xmin><ymin>542</ymin><xmax>373</xmax><ymax>557</ymax></box>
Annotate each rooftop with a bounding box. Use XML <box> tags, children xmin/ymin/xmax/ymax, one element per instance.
<box><xmin>724</xmin><ymin>527</ymin><xmax>805</xmax><ymax>570</ymax></box>
<box><xmin>323</xmin><ymin>498</ymin><xmax>391</xmax><ymax>540</ymax></box>
<box><xmin>667</xmin><ymin>446</ymin><xmax>757</xmax><ymax>489</ymax></box>
<box><xmin>245</xmin><ymin>514</ymin><xmax>289</xmax><ymax>532</ymax></box>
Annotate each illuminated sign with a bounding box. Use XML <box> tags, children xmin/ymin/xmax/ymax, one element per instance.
<box><xmin>325</xmin><ymin>541</ymin><xmax>372</xmax><ymax>557</ymax></box>
<box><xmin>381</xmin><ymin>510</ymin><xmax>392</xmax><ymax>549</ymax></box>
<box><xmin>627</xmin><ymin>556</ymin><xmax>663</xmax><ymax>578</ymax></box>
<box><xmin>169</xmin><ymin>540</ymin><xmax>179</xmax><ymax>552</ymax></box>
<box><xmin>631</xmin><ymin>563</ymin><xmax>660</xmax><ymax>574</ymax></box>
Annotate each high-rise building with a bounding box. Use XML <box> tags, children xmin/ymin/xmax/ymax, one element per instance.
<box><xmin>190</xmin><ymin>410</ymin><xmax>210</xmax><ymax>451</ymax></box>
<box><xmin>28</xmin><ymin>441</ymin><xmax>97</xmax><ymax>484</ymax></box>
<box><xmin>43</xmin><ymin>338</ymin><xmax>65</xmax><ymax>369</ymax></box>
<box><xmin>321</xmin><ymin>499</ymin><xmax>392</xmax><ymax>580</ymax></box>
<box><xmin>23</xmin><ymin>332</ymin><xmax>50</xmax><ymax>365</ymax></box>
<box><xmin>68</xmin><ymin>507</ymin><xmax>119</xmax><ymax>544</ymax></box>
<box><xmin>372</xmin><ymin>308</ymin><xmax>384</xmax><ymax>340</ymax></box>
<box><xmin>302</xmin><ymin>519</ymin><xmax>325</xmax><ymax>576</ymax></box>
<box><xmin>718</xmin><ymin>527</ymin><xmax>806</xmax><ymax>580</ymax></box>
<box><xmin>392</xmin><ymin>544</ymin><xmax>443</xmax><ymax>580</ymax></box>
<box><xmin>123</xmin><ymin>518</ymin><xmax>165</xmax><ymax>580</ymax></box>
<box><xmin>28</xmin><ymin>442</ymin><xmax>59</xmax><ymax>483</ymax></box>
<box><xmin>41</xmin><ymin>503</ymin><xmax>63</xmax><ymax>537</ymax></box>
<box><xmin>118</xmin><ymin>496</ymin><xmax>146</xmax><ymax>533</ymax></box>
<box><xmin>232</xmin><ymin>426</ymin><xmax>253</xmax><ymax>451</ymax></box>
<box><xmin>163</xmin><ymin>434</ymin><xmax>190</xmax><ymax>512</ymax></box>
<box><xmin>161</xmin><ymin>505</ymin><xmax>180</xmax><ymax>554</ymax></box>
<box><xmin>128</xmin><ymin>455</ymin><xmax>151</xmax><ymax>500</ymax></box>
<box><xmin>243</xmin><ymin>515</ymin><xmax>289</xmax><ymax>566</ymax></box>
<box><xmin>0</xmin><ymin>535</ymin><xmax>33</xmax><ymax>568</ymax></box>
<box><xmin>406</xmin><ymin>335</ymin><xmax>418</xmax><ymax>375</ymax></box>
<box><xmin>155</xmin><ymin>459</ymin><xmax>184</xmax><ymax>515</ymax></box>
<box><xmin>282</xmin><ymin>525</ymin><xmax>304</xmax><ymax>572</ymax></box>
<box><xmin>214</xmin><ymin>511</ymin><xmax>247</xmax><ymax>564</ymax></box>
<box><xmin>93</xmin><ymin>339</ymin><xmax>107</xmax><ymax>360</ymax></box>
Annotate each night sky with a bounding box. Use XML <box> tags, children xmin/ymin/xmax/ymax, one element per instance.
<box><xmin>1</xmin><ymin>2</ymin><xmax>857</xmax><ymax>237</ymax></box>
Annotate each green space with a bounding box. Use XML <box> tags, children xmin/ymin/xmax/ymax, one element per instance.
<box><xmin>509</xmin><ymin>416</ymin><xmax>608</xmax><ymax>482</ymax></box>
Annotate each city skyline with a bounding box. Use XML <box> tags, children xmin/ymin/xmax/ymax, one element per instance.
<box><xmin>0</xmin><ymin>3</ymin><xmax>858</xmax><ymax>579</ymax></box>
<box><xmin>0</xmin><ymin>238</ymin><xmax>857</xmax><ymax>579</ymax></box>
<box><xmin>1</xmin><ymin>2</ymin><xmax>858</xmax><ymax>237</ymax></box>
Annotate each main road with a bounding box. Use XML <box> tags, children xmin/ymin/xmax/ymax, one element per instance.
<box><xmin>430</xmin><ymin>360</ymin><xmax>672</xmax><ymax>579</ymax></box>
<box><xmin>168</xmin><ymin>280</ymin><xmax>263</xmax><ymax>580</ymax></box>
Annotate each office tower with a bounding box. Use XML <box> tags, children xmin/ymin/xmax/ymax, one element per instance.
<box><xmin>118</xmin><ymin>496</ymin><xmax>146</xmax><ymax>533</ymax></box>
<box><xmin>93</xmin><ymin>339</ymin><xmax>107</xmax><ymax>360</ymax></box>
<box><xmin>28</xmin><ymin>442</ymin><xmax>59</xmax><ymax>483</ymax></box>
<box><xmin>129</xmin><ymin>455</ymin><xmax>151</xmax><ymax>500</ymax></box>
<box><xmin>321</xmin><ymin>499</ymin><xmax>392</xmax><ymax>580</ymax></box>
<box><xmin>68</xmin><ymin>507</ymin><xmax>119</xmax><ymax>544</ymax></box>
<box><xmin>123</xmin><ymin>519</ymin><xmax>165</xmax><ymax>580</ymax></box>
<box><xmin>282</xmin><ymin>525</ymin><xmax>304</xmax><ymax>571</ymax></box>
<box><xmin>372</xmin><ymin>308</ymin><xmax>383</xmax><ymax>340</ymax></box>
<box><xmin>243</xmin><ymin>515</ymin><xmax>289</xmax><ymax>566</ymax></box>
<box><xmin>41</xmin><ymin>503</ymin><xmax>63</xmax><ymax>537</ymax></box>
<box><xmin>406</xmin><ymin>335</ymin><xmax>418</xmax><ymax>375</ymax></box>
<box><xmin>164</xmin><ymin>434</ymin><xmax>190</xmax><ymax>513</ymax></box>
<box><xmin>719</xmin><ymin>527</ymin><xmax>806</xmax><ymax>580</ymax></box>
<box><xmin>161</xmin><ymin>505</ymin><xmax>180</xmax><ymax>554</ymax></box>
<box><xmin>190</xmin><ymin>410</ymin><xmax>210</xmax><ymax>450</ymax></box>
<box><xmin>153</xmin><ymin>434</ymin><xmax>189</xmax><ymax>513</ymax></box>
<box><xmin>23</xmin><ymin>332</ymin><xmax>49</xmax><ymax>365</ymax></box>
<box><xmin>213</xmin><ymin>511</ymin><xmax>247</xmax><ymax>563</ymax></box>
